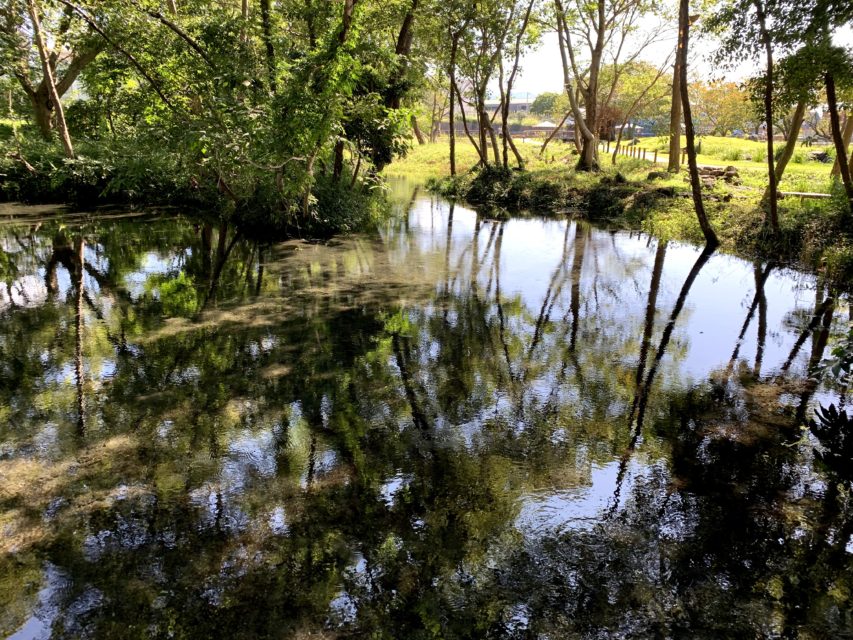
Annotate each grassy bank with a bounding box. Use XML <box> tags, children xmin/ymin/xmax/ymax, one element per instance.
<box><xmin>386</xmin><ymin>139</ymin><xmax>853</xmax><ymax>282</ymax></box>
<box><xmin>632</xmin><ymin>135</ymin><xmax>835</xmax><ymax>192</ymax></box>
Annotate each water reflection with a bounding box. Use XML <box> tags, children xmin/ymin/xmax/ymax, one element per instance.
<box><xmin>0</xmin><ymin>192</ymin><xmax>851</xmax><ymax>638</ymax></box>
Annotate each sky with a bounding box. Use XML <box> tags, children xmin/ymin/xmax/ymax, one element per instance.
<box><xmin>508</xmin><ymin>23</ymin><xmax>853</xmax><ymax>100</ymax></box>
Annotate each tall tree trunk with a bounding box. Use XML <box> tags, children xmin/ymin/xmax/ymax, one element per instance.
<box><xmin>677</xmin><ymin>0</ymin><xmax>718</xmax><ymax>247</ymax></box>
<box><xmin>555</xmin><ymin>0</ymin><xmax>597</xmax><ymax>169</ymax></box>
<box><xmin>241</xmin><ymin>0</ymin><xmax>249</xmax><ymax>42</ymax></box>
<box><xmin>826</xmin><ymin>73</ymin><xmax>853</xmax><ymax>204</ymax></box>
<box><xmin>27</xmin><ymin>86</ymin><xmax>53</xmax><ymax>140</ymax></box>
<box><xmin>259</xmin><ymin>0</ymin><xmax>276</xmax><ymax>92</ymax></box>
<box><xmin>763</xmin><ymin>99</ymin><xmax>806</xmax><ymax>201</ymax></box>
<box><xmin>831</xmin><ymin>111</ymin><xmax>853</xmax><ymax>178</ymax></box>
<box><xmin>667</xmin><ymin>54</ymin><xmax>681</xmax><ymax>172</ymax></box>
<box><xmin>476</xmin><ymin>91</ymin><xmax>490</xmax><ymax>166</ymax></box>
<box><xmin>339</xmin><ymin>0</ymin><xmax>356</xmax><ymax>45</ymax></box>
<box><xmin>448</xmin><ymin>31</ymin><xmax>460</xmax><ymax>176</ymax></box>
<box><xmin>754</xmin><ymin>0</ymin><xmax>779</xmax><ymax>231</ymax></box>
<box><xmin>28</xmin><ymin>0</ymin><xmax>74</xmax><ymax>158</ymax></box>
<box><xmin>499</xmin><ymin>59</ymin><xmax>510</xmax><ymax>169</ymax></box>
<box><xmin>166</xmin><ymin>0</ymin><xmax>178</xmax><ymax>15</ymax></box>
<box><xmin>332</xmin><ymin>140</ymin><xmax>345</xmax><ymax>180</ymax></box>
<box><xmin>499</xmin><ymin>0</ymin><xmax>534</xmax><ymax>170</ymax></box>
<box><xmin>385</xmin><ymin>0</ymin><xmax>419</xmax><ymax>110</ymax></box>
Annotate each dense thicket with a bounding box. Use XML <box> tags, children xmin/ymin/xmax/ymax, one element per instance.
<box><xmin>1</xmin><ymin>0</ymin><xmax>426</xmax><ymax>234</ymax></box>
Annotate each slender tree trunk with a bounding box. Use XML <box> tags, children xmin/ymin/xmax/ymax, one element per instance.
<box><xmin>259</xmin><ymin>0</ymin><xmax>276</xmax><ymax>92</ymax></box>
<box><xmin>74</xmin><ymin>236</ymin><xmax>85</xmax><ymax>434</ymax></box>
<box><xmin>454</xmin><ymin>81</ymin><xmax>485</xmax><ymax>164</ymax></box>
<box><xmin>754</xmin><ymin>0</ymin><xmax>779</xmax><ymax>231</ymax></box>
<box><xmin>166</xmin><ymin>0</ymin><xmax>178</xmax><ymax>15</ymax></box>
<box><xmin>763</xmin><ymin>99</ymin><xmax>806</xmax><ymax>201</ymax></box>
<box><xmin>349</xmin><ymin>152</ymin><xmax>362</xmax><ymax>189</ymax></box>
<box><xmin>411</xmin><ymin>115</ymin><xmax>425</xmax><ymax>144</ymax></box>
<box><xmin>448</xmin><ymin>31</ymin><xmax>460</xmax><ymax>176</ymax></box>
<box><xmin>486</xmin><ymin>109</ymin><xmax>500</xmax><ymax>165</ymax></box>
<box><xmin>635</xmin><ymin>243</ymin><xmax>713</xmax><ymax>428</ymax></box>
<box><xmin>499</xmin><ymin>0</ymin><xmax>534</xmax><ymax>170</ymax></box>
<box><xmin>506</xmin><ymin>128</ymin><xmax>525</xmax><ymax>169</ymax></box>
<box><xmin>28</xmin><ymin>0</ymin><xmax>74</xmax><ymax>158</ymax></box>
<box><xmin>826</xmin><ymin>73</ymin><xmax>853</xmax><ymax>204</ymax></box>
<box><xmin>677</xmin><ymin>0</ymin><xmax>718</xmax><ymax>247</ymax></box>
<box><xmin>612</xmin><ymin>123</ymin><xmax>626</xmax><ymax>164</ymax></box>
<box><xmin>499</xmin><ymin>59</ymin><xmax>510</xmax><ymax>169</ymax></box>
<box><xmin>555</xmin><ymin>0</ymin><xmax>597</xmax><ymax>169</ymax></box>
<box><xmin>754</xmin><ymin>262</ymin><xmax>768</xmax><ymax>377</ymax></box>
<box><xmin>628</xmin><ymin>239</ymin><xmax>667</xmax><ymax>425</ymax></box>
<box><xmin>539</xmin><ymin>110</ymin><xmax>571</xmax><ymax>157</ymax></box>
<box><xmin>830</xmin><ymin>113</ymin><xmax>852</xmax><ymax>177</ymax></box>
<box><xmin>241</xmin><ymin>0</ymin><xmax>249</xmax><ymax>42</ymax></box>
<box><xmin>668</xmin><ymin>54</ymin><xmax>682</xmax><ymax>172</ymax></box>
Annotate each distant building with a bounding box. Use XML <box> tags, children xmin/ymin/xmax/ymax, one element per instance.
<box><xmin>483</xmin><ymin>100</ymin><xmax>531</xmax><ymax>114</ymax></box>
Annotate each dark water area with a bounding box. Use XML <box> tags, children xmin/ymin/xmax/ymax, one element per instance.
<box><xmin>1</xmin><ymin>184</ymin><xmax>851</xmax><ymax>639</ymax></box>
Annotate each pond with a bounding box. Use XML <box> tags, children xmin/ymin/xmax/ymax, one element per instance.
<box><xmin>1</xmin><ymin>184</ymin><xmax>851</xmax><ymax>639</ymax></box>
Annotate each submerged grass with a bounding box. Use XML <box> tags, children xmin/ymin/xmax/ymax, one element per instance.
<box><xmin>388</xmin><ymin>139</ymin><xmax>853</xmax><ymax>283</ymax></box>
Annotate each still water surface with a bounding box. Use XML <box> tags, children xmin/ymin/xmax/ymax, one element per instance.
<box><xmin>1</xmin><ymin>186</ymin><xmax>851</xmax><ymax>638</ymax></box>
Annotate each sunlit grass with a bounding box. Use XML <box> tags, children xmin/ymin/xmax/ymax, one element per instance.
<box><xmin>632</xmin><ymin>135</ymin><xmax>834</xmax><ymax>189</ymax></box>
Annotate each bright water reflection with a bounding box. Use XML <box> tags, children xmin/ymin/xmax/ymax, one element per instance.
<box><xmin>0</xmin><ymin>189</ymin><xmax>851</xmax><ymax>638</ymax></box>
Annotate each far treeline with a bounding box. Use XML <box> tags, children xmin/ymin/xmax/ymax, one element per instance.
<box><xmin>0</xmin><ymin>0</ymin><xmax>852</xmax><ymax>245</ymax></box>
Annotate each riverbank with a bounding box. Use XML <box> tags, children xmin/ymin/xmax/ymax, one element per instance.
<box><xmin>387</xmin><ymin>140</ymin><xmax>853</xmax><ymax>284</ymax></box>
<box><xmin>0</xmin><ymin>138</ymin><xmax>387</xmax><ymax>240</ymax></box>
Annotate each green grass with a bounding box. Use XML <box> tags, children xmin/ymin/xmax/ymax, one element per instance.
<box><xmin>630</xmin><ymin>135</ymin><xmax>834</xmax><ymax>192</ymax></box>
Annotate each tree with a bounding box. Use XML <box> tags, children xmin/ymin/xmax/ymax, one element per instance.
<box><xmin>554</xmin><ymin>0</ymin><xmax>665</xmax><ymax>170</ymax></box>
<box><xmin>1</xmin><ymin>0</ymin><xmax>102</xmax><ymax>139</ymax></box>
<box><xmin>678</xmin><ymin>0</ymin><xmax>718</xmax><ymax>247</ymax></box>
<box><xmin>530</xmin><ymin>91</ymin><xmax>560</xmax><ymax>116</ymax></box>
<box><xmin>607</xmin><ymin>60</ymin><xmax>672</xmax><ymax>163</ymax></box>
<box><xmin>691</xmin><ymin>81</ymin><xmax>753</xmax><ymax>135</ymax></box>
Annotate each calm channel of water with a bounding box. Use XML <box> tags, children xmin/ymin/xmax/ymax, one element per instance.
<box><xmin>1</xmin><ymin>183</ymin><xmax>851</xmax><ymax>638</ymax></box>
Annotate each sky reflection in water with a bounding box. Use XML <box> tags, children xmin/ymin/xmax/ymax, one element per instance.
<box><xmin>0</xmin><ymin>189</ymin><xmax>851</xmax><ymax>639</ymax></box>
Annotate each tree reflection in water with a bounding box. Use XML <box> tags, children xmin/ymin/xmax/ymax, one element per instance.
<box><xmin>0</xmin><ymin>191</ymin><xmax>851</xmax><ymax>639</ymax></box>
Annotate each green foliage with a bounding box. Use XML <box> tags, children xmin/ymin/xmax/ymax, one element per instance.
<box><xmin>0</xmin><ymin>0</ymin><xmax>425</xmax><ymax>236</ymax></box>
<box><xmin>530</xmin><ymin>92</ymin><xmax>560</xmax><ymax>116</ymax></box>
<box><xmin>156</xmin><ymin>271</ymin><xmax>200</xmax><ymax>317</ymax></box>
